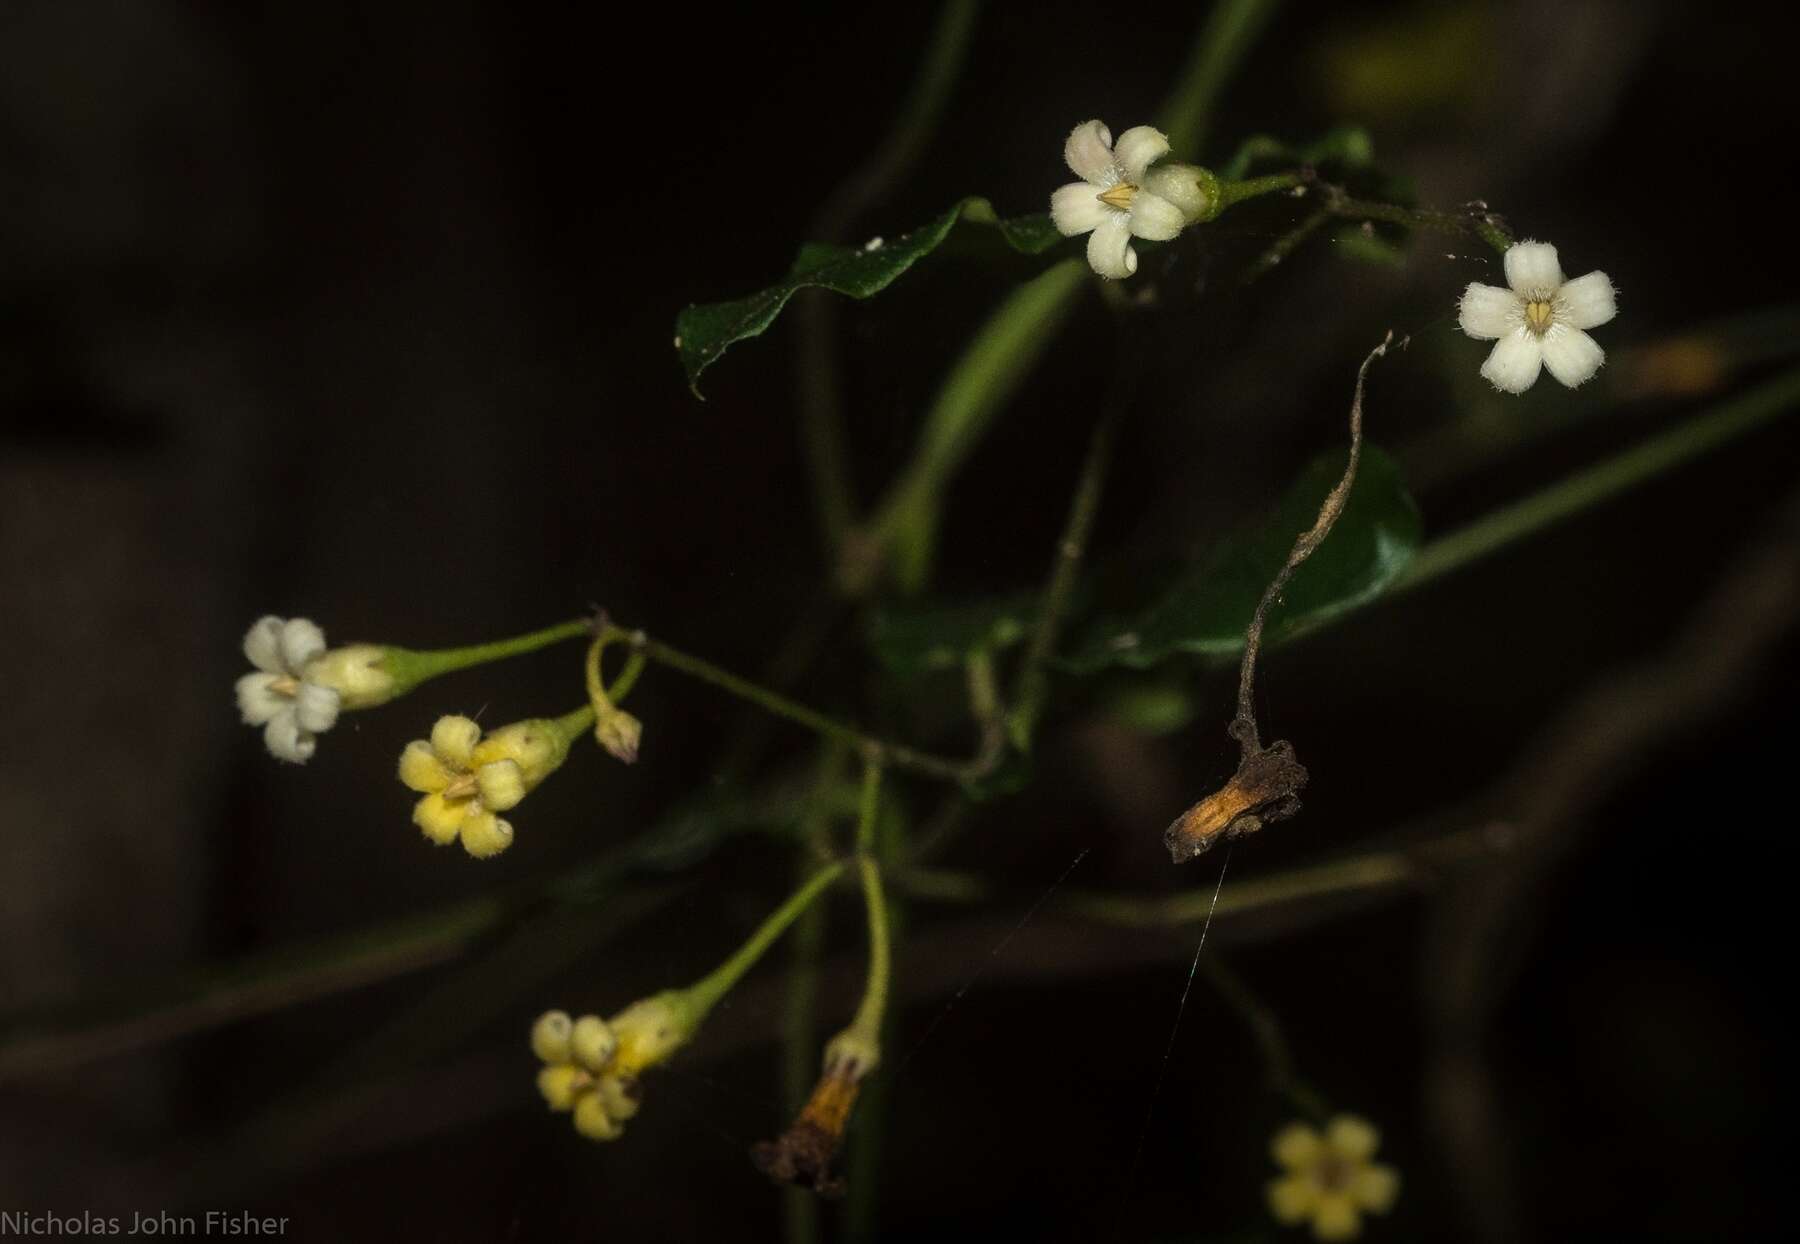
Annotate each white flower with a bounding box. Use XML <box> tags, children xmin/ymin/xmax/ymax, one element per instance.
<box><xmin>1459</xmin><ymin>241</ymin><xmax>1617</xmax><ymax>394</ymax></box>
<box><xmin>235</xmin><ymin>616</ymin><xmax>341</xmax><ymax>763</ymax></box>
<box><xmin>1050</xmin><ymin>120</ymin><xmax>1189</xmax><ymax>280</ymax></box>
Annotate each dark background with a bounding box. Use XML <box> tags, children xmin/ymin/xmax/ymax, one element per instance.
<box><xmin>3</xmin><ymin>1</ymin><xmax>1797</xmax><ymax>1240</ymax></box>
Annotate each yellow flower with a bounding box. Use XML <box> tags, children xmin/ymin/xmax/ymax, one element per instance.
<box><xmin>398</xmin><ymin>714</ymin><xmax>573</xmax><ymax>858</ymax></box>
<box><xmin>1266</xmin><ymin>1115</ymin><xmax>1400</xmax><ymax>1241</ymax></box>
<box><xmin>529</xmin><ymin>994</ymin><xmax>696</xmax><ymax>1143</ymax></box>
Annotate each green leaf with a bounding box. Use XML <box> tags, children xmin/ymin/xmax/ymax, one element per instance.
<box><xmin>1065</xmin><ymin>445</ymin><xmax>1421</xmax><ymax>672</ymax></box>
<box><xmin>675</xmin><ymin>197</ymin><xmax>1066</xmax><ymax>394</ymax></box>
<box><xmin>868</xmin><ymin>592</ymin><xmax>1037</xmax><ymax>676</ymax></box>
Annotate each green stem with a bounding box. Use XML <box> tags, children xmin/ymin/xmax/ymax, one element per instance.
<box><xmin>607</xmin><ymin>624</ymin><xmax>975</xmax><ymax>783</ymax></box>
<box><xmin>683</xmin><ymin>862</ymin><xmax>847</xmax><ymax>1023</ymax></box>
<box><xmin>855</xmin><ymin>755</ymin><xmax>884</xmax><ymax>854</ymax></box>
<box><xmin>550</xmin><ymin>703</ymin><xmax>598</xmax><ymax>744</ymax></box>
<box><xmin>1217</xmin><ymin>171</ymin><xmax>1306</xmax><ymax>211</ymax></box>
<box><xmin>860</xmin><ymin>260</ymin><xmax>1088</xmax><ymax>595</ymax></box>
<box><xmin>1325</xmin><ymin>192</ymin><xmax>1513</xmax><ymax>254</ymax></box>
<box><xmin>1010</xmin><ymin>373</ymin><xmax>1126</xmax><ymax>748</ymax></box>
<box><xmin>843</xmin><ymin>856</ymin><xmax>892</xmax><ymax>1044</ymax></box>
<box><xmin>781</xmin><ymin>753</ymin><xmax>839</xmax><ymax>1244</ymax></box>
<box><xmin>1199</xmin><ymin>956</ymin><xmax>1329</xmax><ymax>1121</ymax></box>
<box><xmin>1396</xmin><ymin>365</ymin><xmax>1800</xmax><ymax>593</ymax></box>
<box><xmin>1158</xmin><ymin>0</ymin><xmax>1283</xmax><ymax>157</ymax></box>
<box><xmin>385</xmin><ymin>619</ymin><xmax>590</xmax><ymax>692</ymax></box>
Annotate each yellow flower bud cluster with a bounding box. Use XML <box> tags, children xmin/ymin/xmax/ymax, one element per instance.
<box><xmin>398</xmin><ymin>714</ymin><xmax>572</xmax><ymax>858</ymax></box>
<box><xmin>530</xmin><ymin>992</ymin><xmax>695</xmax><ymax>1142</ymax></box>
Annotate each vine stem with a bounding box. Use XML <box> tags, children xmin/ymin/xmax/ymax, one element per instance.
<box><xmin>602</xmin><ymin>622</ymin><xmax>982</xmax><ymax>784</ymax></box>
<box><xmin>682</xmin><ymin>863</ymin><xmax>847</xmax><ymax>1023</ymax></box>
<box><xmin>386</xmin><ymin>618</ymin><xmax>591</xmax><ymax>690</ymax></box>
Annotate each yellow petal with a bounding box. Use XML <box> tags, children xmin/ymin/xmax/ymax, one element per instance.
<box><xmin>1311</xmin><ymin>1192</ymin><xmax>1361</xmax><ymax>1241</ymax></box>
<box><xmin>430</xmin><ymin>715</ymin><xmax>481</xmax><ymax>768</ymax></box>
<box><xmin>1268</xmin><ymin>1174</ymin><xmax>1319</xmax><ymax>1225</ymax></box>
<box><xmin>1326</xmin><ymin>1115</ymin><xmax>1380</xmax><ymax>1163</ymax></box>
<box><xmin>536</xmin><ymin>1064</ymin><xmax>587</xmax><ymax>1112</ymax></box>
<box><xmin>1350</xmin><ymin>1163</ymin><xmax>1400</xmax><ymax>1214</ymax></box>
<box><xmin>597</xmin><ymin>1075</ymin><xmax>640</xmax><ymax>1122</ymax></box>
<box><xmin>475</xmin><ymin>759</ymin><xmax>527</xmax><ymax>811</ymax></box>
<box><xmin>530</xmin><ymin>1010</ymin><xmax>573</xmax><ymax>1065</ymax></box>
<box><xmin>460</xmin><ymin>810</ymin><xmax>514</xmax><ymax>858</ymax></box>
<box><xmin>1272</xmin><ymin>1122</ymin><xmax>1323</xmax><ymax>1170</ymax></box>
<box><xmin>573</xmin><ymin>1091</ymin><xmax>623</xmax><ymax>1141</ymax></box>
<box><xmin>571</xmin><ymin>1015</ymin><xmax>618</xmax><ymax>1072</ymax></box>
<box><xmin>413</xmin><ymin>793</ymin><xmax>465</xmax><ymax>845</ymax></box>
<box><xmin>398</xmin><ymin>740</ymin><xmax>452</xmax><ymax>793</ymax></box>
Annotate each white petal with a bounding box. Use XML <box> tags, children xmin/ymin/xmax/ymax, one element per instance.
<box><xmin>236</xmin><ymin>672</ymin><xmax>286</xmax><ymax>725</ymax></box>
<box><xmin>1556</xmin><ymin>270</ymin><xmax>1616</xmax><ymax>330</ymax></box>
<box><xmin>1063</xmin><ymin>119</ymin><xmax>1115</xmax><ymax>185</ymax></box>
<box><xmin>1050</xmin><ymin>182</ymin><xmax>1109</xmax><ymax>237</ymax></box>
<box><xmin>1480</xmin><ymin>329</ymin><xmax>1544</xmax><ymax>394</ymax></box>
<box><xmin>1503</xmin><ymin>240</ymin><xmax>1563</xmax><ymax>298</ymax></box>
<box><xmin>1458</xmin><ymin>283</ymin><xmax>1521</xmax><ymax>339</ymax></box>
<box><xmin>1141</xmin><ymin>164</ymin><xmax>1207</xmax><ymax>221</ymax></box>
<box><xmin>293</xmin><ymin>681</ymin><xmax>341</xmax><ymax>733</ymax></box>
<box><xmin>278</xmin><ymin>618</ymin><xmax>327</xmax><ymax>672</ymax></box>
<box><xmin>1128</xmin><ymin>191</ymin><xmax>1185</xmax><ymax>241</ymax></box>
<box><xmin>1540</xmin><ymin>325</ymin><xmax>1605</xmax><ymax>388</ymax></box>
<box><xmin>243</xmin><ymin>616</ymin><xmax>286</xmax><ymax>673</ymax></box>
<box><xmin>1112</xmin><ymin>125</ymin><xmax>1170</xmax><ymax>183</ymax></box>
<box><xmin>1085</xmin><ymin>213</ymin><xmax>1137</xmax><ymax>280</ymax></box>
<box><xmin>263</xmin><ymin>709</ymin><xmax>316</xmax><ymax>763</ymax></box>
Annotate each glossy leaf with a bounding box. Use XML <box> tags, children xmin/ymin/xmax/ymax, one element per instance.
<box><xmin>1064</xmin><ymin>446</ymin><xmax>1421</xmax><ymax>672</ymax></box>
<box><xmin>675</xmin><ymin>198</ymin><xmax>1065</xmax><ymax>393</ymax></box>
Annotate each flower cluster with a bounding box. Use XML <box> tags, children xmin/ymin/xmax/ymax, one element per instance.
<box><xmin>1266</xmin><ymin>1115</ymin><xmax>1400</xmax><ymax>1241</ymax></box>
<box><xmin>1050</xmin><ymin>120</ymin><xmax>1209</xmax><ymax>279</ymax></box>
<box><xmin>532</xmin><ymin>994</ymin><xmax>694</xmax><ymax>1141</ymax></box>
<box><xmin>398</xmin><ymin>713</ymin><xmax>578</xmax><ymax>857</ymax></box>
<box><xmin>1459</xmin><ymin>241</ymin><xmax>1617</xmax><ymax>393</ymax></box>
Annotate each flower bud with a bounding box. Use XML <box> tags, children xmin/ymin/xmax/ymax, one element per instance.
<box><xmin>609</xmin><ymin>991</ymin><xmax>694</xmax><ymax>1077</ymax></box>
<box><xmin>571</xmin><ymin>1015</ymin><xmax>618</xmax><ymax>1072</ymax></box>
<box><xmin>537</xmin><ymin>1063</ymin><xmax>588</xmax><ymax>1112</ymax></box>
<box><xmin>594</xmin><ymin>707</ymin><xmax>643</xmax><ymax>765</ymax></box>
<box><xmin>573</xmin><ymin>1091</ymin><xmax>623</xmax><ymax>1141</ymax></box>
<box><xmin>302</xmin><ymin>644</ymin><xmax>399</xmax><ymax>709</ymax></box>
<box><xmin>1141</xmin><ymin>162</ymin><xmax>1220</xmax><ymax>224</ymax></box>
<box><xmin>531</xmin><ymin>1010</ymin><xmax>574</xmax><ymax>1064</ymax></box>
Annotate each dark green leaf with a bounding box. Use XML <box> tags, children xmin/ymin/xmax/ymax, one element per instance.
<box><xmin>675</xmin><ymin>198</ymin><xmax>1066</xmax><ymax>394</ymax></box>
<box><xmin>1064</xmin><ymin>446</ymin><xmax>1421</xmax><ymax>672</ymax></box>
<box><xmin>868</xmin><ymin>592</ymin><xmax>1037</xmax><ymax>676</ymax></box>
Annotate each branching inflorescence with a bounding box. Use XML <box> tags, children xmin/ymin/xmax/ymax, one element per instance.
<box><xmin>225</xmin><ymin>4</ymin><xmax>1640</xmax><ymax>1232</ymax></box>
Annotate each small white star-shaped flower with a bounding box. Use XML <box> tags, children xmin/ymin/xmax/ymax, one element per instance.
<box><xmin>1459</xmin><ymin>241</ymin><xmax>1617</xmax><ymax>394</ymax></box>
<box><xmin>235</xmin><ymin>616</ymin><xmax>340</xmax><ymax>763</ymax></box>
<box><xmin>1050</xmin><ymin>120</ymin><xmax>1189</xmax><ymax>279</ymax></box>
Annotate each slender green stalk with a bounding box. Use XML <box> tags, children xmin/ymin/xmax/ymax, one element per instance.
<box><xmin>843</xmin><ymin>857</ymin><xmax>892</xmax><ymax>1046</ymax></box>
<box><xmin>1011</xmin><ymin>372</ymin><xmax>1126</xmax><ymax>748</ymax></box>
<box><xmin>1217</xmin><ymin>170</ymin><xmax>1306</xmax><ymax>210</ymax></box>
<box><xmin>862</xmin><ymin>260</ymin><xmax>1088</xmax><ymax>593</ymax></box>
<box><xmin>1324</xmin><ymin>192</ymin><xmax>1512</xmax><ymax>254</ymax></box>
<box><xmin>607</xmin><ymin>623</ymin><xmax>975</xmax><ymax>783</ymax></box>
<box><xmin>385</xmin><ymin>618</ymin><xmax>591</xmax><ymax>691</ymax></box>
<box><xmin>683</xmin><ymin>863</ymin><xmax>847</xmax><ymax>1022</ymax></box>
<box><xmin>1158</xmin><ymin>0</ymin><xmax>1283</xmax><ymax>157</ymax></box>
<box><xmin>1199</xmin><ymin>956</ymin><xmax>1328</xmax><ymax>1121</ymax></box>
<box><xmin>855</xmin><ymin>756</ymin><xmax>884</xmax><ymax>854</ymax></box>
<box><xmin>1396</xmin><ymin>365</ymin><xmax>1800</xmax><ymax>593</ymax></box>
<box><xmin>550</xmin><ymin>703</ymin><xmax>598</xmax><ymax>742</ymax></box>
